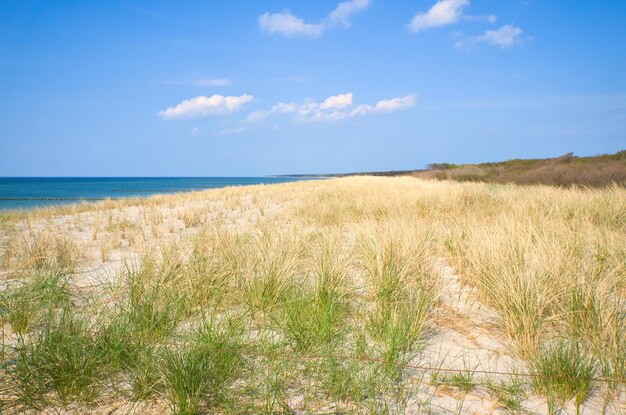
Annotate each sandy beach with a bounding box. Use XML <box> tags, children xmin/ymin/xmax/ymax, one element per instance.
<box><xmin>1</xmin><ymin>176</ymin><xmax>624</xmax><ymax>414</ymax></box>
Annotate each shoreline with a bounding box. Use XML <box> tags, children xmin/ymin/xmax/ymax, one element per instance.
<box><xmin>0</xmin><ymin>176</ymin><xmax>321</xmax><ymax>213</ymax></box>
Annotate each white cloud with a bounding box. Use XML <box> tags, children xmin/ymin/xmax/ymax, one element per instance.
<box><xmin>258</xmin><ymin>13</ymin><xmax>323</xmax><ymax>38</ymax></box>
<box><xmin>408</xmin><ymin>0</ymin><xmax>498</xmax><ymax>33</ymax></box>
<box><xmin>350</xmin><ymin>94</ymin><xmax>417</xmax><ymax>116</ymax></box>
<box><xmin>327</xmin><ymin>0</ymin><xmax>371</xmax><ymax>27</ymax></box>
<box><xmin>247</xmin><ymin>102</ymin><xmax>298</xmax><ymax>123</ymax></box>
<box><xmin>249</xmin><ymin>92</ymin><xmax>415</xmax><ymax>123</ymax></box>
<box><xmin>158</xmin><ymin>94</ymin><xmax>253</xmax><ymax>119</ymax></box>
<box><xmin>408</xmin><ymin>0</ymin><xmax>469</xmax><ymax>32</ymax></box>
<box><xmin>320</xmin><ymin>93</ymin><xmax>353</xmax><ymax>110</ymax></box>
<box><xmin>475</xmin><ymin>24</ymin><xmax>523</xmax><ymax>48</ymax></box>
<box><xmin>259</xmin><ymin>0</ymin><xmax>371</xmax><ymax>38</ymax></box>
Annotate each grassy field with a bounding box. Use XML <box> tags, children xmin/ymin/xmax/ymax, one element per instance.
<box><xmin>0</xmin><ymin>176</ymin><xmax>624</xmax><ymax>414</ymax></box>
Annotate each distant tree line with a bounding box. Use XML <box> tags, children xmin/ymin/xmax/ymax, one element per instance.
<box><xmin>426</xmin><ymin>163</ymin><xmax>459</xmax><ymax>170</ymax></box>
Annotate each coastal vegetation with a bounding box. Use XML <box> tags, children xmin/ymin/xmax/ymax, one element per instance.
<box><xmin>0</xmin><ymin>176</ymin><xmax>624</xmax><ymax>414</ymax></box>
<box><xmin>315</xmin><ymin>150</ymin><xmax>626</xmax><ymax>188</ymax></box>
<box><xmin>416</xmin><ymin>150</ymin><xmax>626</xmax><ymax>187</ymax></box>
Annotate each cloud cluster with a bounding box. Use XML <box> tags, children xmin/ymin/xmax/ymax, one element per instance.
<box><xmin>409</xmin><ymin>0</ymin><xmax>524</xmax><ymax>49</ymax></box>
<box><xmin>258</xmin><ymin>0</ymin><xmax>370</xmax><ymax>38</ymax></box>
<box><xmin>248</xmin><ymin>93</ymin><xmax>416</xmax><ymax>123</ymax></box>
<box><xmin>158</xmin><ymin>94</ymin><xmax>253</xmax><ymax>120</ymax></box>
<box><xmin>257</xmin><ymin>0</ymin><xmax>525</xmax><ymax>50</ymax></box>
<box><xmin>408</xmin><ymin>0</ymin><xmax>469</xmax><ymax>32</ymax></box>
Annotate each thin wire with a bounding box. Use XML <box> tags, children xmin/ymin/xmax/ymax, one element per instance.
<box><xmin>156</xmin><ymin>341</ymin><xmax>626</xmax><ymax>385</ymax></box>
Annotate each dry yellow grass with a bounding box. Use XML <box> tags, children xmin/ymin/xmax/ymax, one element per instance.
<box><xmin>0</xmin><ymin>176</ymin><xmax>624</xmax><ymax>414</ymax></box>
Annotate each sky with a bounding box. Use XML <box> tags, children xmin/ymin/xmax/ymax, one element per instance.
<box><xmin>1</xmin><ymin>0</ymin><xmax>625</xmax><ymax>176</ymax></box>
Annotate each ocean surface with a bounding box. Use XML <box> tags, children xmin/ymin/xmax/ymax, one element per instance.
<box><xmin>0</xmin><ymin>177</ymin><xmax>312</xmax><ymax>211</ymax></box>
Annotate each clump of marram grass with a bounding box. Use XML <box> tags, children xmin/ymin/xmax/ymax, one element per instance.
<box><xmin>530</xmin><ymin>339</ymin><xmax>596</xmax><ymax>415</ymax></box>
<box><xmin>162</xmin><ymin>346</ymin><xmax>213</xmax><ymax>415</ymax></box>
<box><xmin>162</xmin><ymin>316</ymin><xmax>244</xmax><ymax>415</ymax></box>
<box><xmin>275</xmin><ymin>230</ymin><xmax>353</xmax><ymax>352</ymax></box>
<box><xmin>319</xmin><ymin>356</ymin><xmax>359</xmax><ymax>399</ymax></box>
<box><xmin>0</xmin><ymin>269</ymin><xmax>71</xmax><ymax>334</ymax></box>
<box><xmin>359</xmin><ymin>222</ymin><xmax>438</xmax><ymax>377</ymax></box>
<box><xmin>358</xmin><ymin>222</ymin><xmax>436</xmax><ymax>305</ymax></box>
<box><xmin>574</xmin><ymin>289</ymin><xmax>626</xmax><ymax>413</ymax></box>
<box><xmin>311</xmin><ymin>343</ymin><xmax>417</xmax><ymax>414</ymax></box>
<box><xmin>600</xmin><ymin>308</ymin><xmax>626</xmax><ymax>411</ymax></box>
<box><xmin>108</xmin><ymin>263</ymin><xmax>185</xmax><ymax>342</ymax></box>
<box><xmin>181</xmin><ymin>227</ymin><xmax>245</xmax><ymax>310</ymax></box>
<box><xmin>2</xmin><ymin>230</ymin><xmax>80</xmax><ymax>274</ymax></box>
<box><xmin>242</xmin><ymin>227</ymin><xmax>307</xmax><ymax>313</ymax></box>
<box><xmin>9</xmin><ymin>310</ymin><xmax>108</xmax><ymax>410</ymax></box>
<box><xmin>98</xmin><ymin>232</ymin><xmax>121</xmax><ymax>262</ymax></box>
<box><xmin>307</xmin><ymin>228</ymin><xmax>353</xmax><ymax>292</ymax></box>
<box><xmin>96</xmin><ymin>249</ymin><xmax>245</xmax><ymax>407</ymax></box>
<box><xmin>314</xmin><ymin>350</ymin><xmax>373</xmax><ymax>405</ymax></box>
<box><xmin>96</xmin><ymin>310</ymin><xmax>162</xmax><ymax>401</ymax></box>
<box><xmin>178</xmin><ymin>207</ymin><xmax>205</xmax><ymax>228</ymax></box>
<box><xmin>276</xmin><ymin>282</ymin><xmax>350</xmax><ymax>352</ymax></box>
<box><xmin>446</xmin><ymin>218</ymin><xmax>568</xmax><ymax>356</ymax></box>
<box><xmin>367</xmin><ymin>292</ymin><xmax>433</xmax><ymax>377</ymax></box>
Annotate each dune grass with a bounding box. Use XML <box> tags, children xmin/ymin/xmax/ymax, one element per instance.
<box><xmin>10</xmin><ymin>309</ymin><xmax>108</xmax><ymax>409</ymax></box>
<box><xmin>0</xmin><ymin>176</ymin><xmax>624</xmax><ymax>413</ymax></box>
<box><xmin>0</xmin><ymin>269</ymin><xmax>71</xmax><ymax>335</ymax></box>
<box><xmin>530</xmin><ymin>339</ymin><xmax>596</xmax><ymax>415</ymax></box>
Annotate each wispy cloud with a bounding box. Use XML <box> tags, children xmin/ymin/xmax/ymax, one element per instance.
<box><xmin>456</xmin><ymin>24</ymin><xmax>524</xmax><ymax>49</ymax></box>
<box><xmin>327</xmin><ymin>0</ymin><xmax>371</xmax><ymax>27</ymax></box>
<box><xmin>248</xmin><ymin>92</ymin><xmax>415</xmax><ymax>123</ymax></box>
<box><xmin>164</xmin><ymin>78</ymin><xmax>232</xmax><ymax>87</ymax></box>
<box><xmin>158</xmin><ymin>94</ymin><xmax>253</xmax><ymax>119</ymax></box>
<box><xmin>258</xmin><ymin>0</ymin><xmax>371</xmax><ymax>38</ymax></box>
<box><xmin>408</xmin><ymin>0</ymin><xmax>469</xmax><ymax>32</ymax></box>
<box><xmin>463</xmin><ymin>14</ymin><xmax>497</xmax><ymax>23</ymax></box>
<box><xmin>350</xmin><ymin>95</ymin><xmax>416</xmax><ymax>116</ymax></box>
<box><xmin>474</xmin><ymin>24</ymin><xmax>523</xmax><ymax>48</ymax></box>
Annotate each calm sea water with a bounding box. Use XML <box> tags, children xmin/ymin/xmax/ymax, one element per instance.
<box><xmin>0</xmin><ymin>177</ymin><xmax>312</xmax><ymax>211</ymax></box>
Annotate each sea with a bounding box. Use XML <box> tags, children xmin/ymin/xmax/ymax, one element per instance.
<box><xmin>0</xmin><ymin>177</ymin><xmax>313</xmax><ymax>211</ymax></box>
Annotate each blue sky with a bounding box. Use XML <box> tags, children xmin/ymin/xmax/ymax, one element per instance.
<box><xmin>1</xmin><ymin>0</ymin><xmax>625</xmax><ymax>176</ymax></box>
